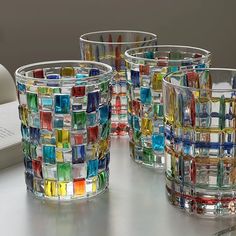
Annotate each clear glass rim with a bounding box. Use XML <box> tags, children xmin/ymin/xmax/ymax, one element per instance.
<box><xmin>80</xmin><ymin>30</ymin><xmax>157</xmax><ymax>45</ymax></box>
<box><xmin>163</xmin><ymin>67</ymin><xmax>236</xmax><ymax>92</ymax></box>
<box><xmin>15</xmin><ymin>60</ymin><xmax>113</xmax><ymax>83</ymax></box>
<box><xmin>125</xmin><ymin>45</ymin><xmax>211</xmax><ymax>63</ymax></box>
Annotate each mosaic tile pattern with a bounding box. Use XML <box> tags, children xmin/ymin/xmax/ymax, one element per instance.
<box><xmin>125</xmin><ymin>46</ymin><xmax>211</xmax><ymax>168</ymax></box>
<box><xmin>80</xmin><ymin>30</ymin><xmax>157</xmax><ymax>136</ymax></box>
<box><xmin>163</xmin><ymin>68</ymin><xmax>236</xmax><ymax>216</ymax></box>
<box><xmin>16</xmin><ymin>61</ymin><xmax>112</xmax><ymax>200</ymax></box>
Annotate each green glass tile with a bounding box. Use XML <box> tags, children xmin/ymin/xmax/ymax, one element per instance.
<box><xmin>100</xmin><ymin>81</ymin><xmax>109</xmax><ymax>93</ymax></box>
<box><xmin>57</xmin><ymin>163</ymin><xmax>72</xmax><ymax>181</ymax></box>
<box><xmin>143</xmin><ymin>147</ymin><xmax>154</xmax><ymax>165</ymax></box>
<box><xmin>27</xmin><ymin>92</ymin><xmax>38</xmax><ymax>112</ymax></box>
<box><xmin>72</xmin><ymin>111</ymin><xmax>86</xmax><ymax>129</ymax></box>
<box><xmin>219</xmin><ymin>95</ymin><xmax>225</xmax><ymax>130</ymax></box>
<box><xmin>98</xmin><ymin>171</ymin><xmax>106</xmax><ymax>190</ymax></box>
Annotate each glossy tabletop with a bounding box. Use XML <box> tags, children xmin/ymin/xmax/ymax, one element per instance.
<box><xmin>0</xmin><ymin>137</ymin><xmax>235</xmax><ymax>236</ymax></box>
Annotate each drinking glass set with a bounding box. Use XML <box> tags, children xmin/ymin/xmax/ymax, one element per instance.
<box><xmin>15</xmin><ymin>30</ymin><xmax>236</xmax><ymax>217</ymax></box>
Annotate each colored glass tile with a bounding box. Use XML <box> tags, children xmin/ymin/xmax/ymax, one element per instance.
<box><xmin>21</xmin><ymin>124</ymin><xmax>29</xmax><ymax>140</ymax></box>
<box><xmin>152</xmin><ymin>134</ymin><xmax>164</xmax><ymax>152</ymax></box>
<box><xmin>44</xmin><ymin>179</ymin><xmax>58</xmax><ymax>197</ymax></box>
<box><xmin>71</xmin><ymin>86</ymin><xmax>86</xmax><ymax>97</ymax></box>
<box><xmin>73</xmin><ymin>163</ymin><xmax>87</xmax><ymax>179</ymax></box>
<box><xmin>99</xmin><ymin>105</ymin><xmax>109</xmax><ymax>125</ymax></box>
<box><xmin>32</xmin><ymin>159</ymin><xmax>42</xmax><ymax>178</ymax></box>
<box><xmin>73</xmin><ymin>179</ymin><xmax>86</xmax><ymax>196</ymax></box>
<box><xmin>72</xmin><ymin>133</ymin><xmax>84</xmax><ymax>145</ymax></box>
<box><xmin>54</xmin><ymin>115</ymin><xmax>64</xmax><ymax>128</ymax></box>
<box><xmin>139</xmin><ymin>65</ymin><xmax>150</xmax><ymax>75</ymax></box>
<box><xmin>41</xmin><ymin>97</ymin><xmax>53</xmax><ymax>110</ymax></box>
<box><xmin>144</xmin><ymin>51</ymin><xmax>154</xmax><ymax>59</ymax></box>
<box><xmin>56</xmin><ymin>151</ymin><xmax>64</xmax><ymax>162</ymax></box>
<box><xmin>140</xmin><ymin>87</ymin><xmax>152</xmax><ymax>104</ymax></box>
<box><xmin>86</xmin><ymin>177</ymin><xmax>97</xmax><ymax>194</ymax></box>
<box><xmin>143</xmin><ymin>147</ymin><xmax>154</xmax><ymax>165</ymax></box>
<box><xmin>43</xmin><ymin>145</ymin><xmax>56</xmax><ymax>164</ymax></box>
<box><xmin>98</xmin><ymin>171</ymin><xmax>106</xmax><ymax>190</ymax></box>
<box><xmin>25</xmin><ymin>172</ymin><xmax>33</xmax><ymax>192</ymax></box>
<box><xmin>152</xmin><ymin>72</ymin><xmax>163</xmax><ymax>91</ymax></box>
<box><xmin>42</xmin><ymin>163</ymin><xmax>57</xmax><ymax>179</ymax></box>
<box><xmin>87</xmin><ymin>91</ymin><xmax>99</xmax><ymax>112</ymax></box>
<box><xmin>89</xmin><ymin>68</ymin><xmax>100</xmax><ymax>76</ymax></box>
<box><xmin>131</xmin><ymin>70</ymin><xmax>140</xmax><ymax>88</ymax></box>
<box><xmin>72</xmin><ymin>145</ymin><xmax>86</xmax><ymax>164</ymax></box>
<box><xmin>54</xmin><ymin>94</ymin><xmax>70</xmax><ymax>114</ymax></box>
<box><xmin>56</xmin><ymin>129</ymin><xmax>70</xmax><ymax>149</ymax></box>
<box><xmin>72</xmin><ymin>111</ymin><xmax>86</xmax><ymax>130</ymax></box>
<box><xmin>87</xmin><ymin>126</ymin><xmax>99</xmax><ymax>143</ymax></box>
<box><xmin>87</xmin><ymin>159</ymin><xmax>98</xmax><ymax>178</ymax></box>
<box><xmin>33</xmin><ymin>69</ymin><xmax>44</xmax><ymax>78</ymax></box>
<box><xmin>40</xmin><ymin>111</ymin><xmax>52</xmax><ymax>131</ymax></box>
<box><xmin>46</xmin><ymin>74</ymin><xmax>60</xmax><ymax>79</ymax></box>
<box><xmin>57</xmin><ymin>162</ymin><xmax>72</xmax><ymax>182</ymax></box>
<box><xmin>87</xmin><ymin>112</ymin><xmax>98</xmax><ymax>126</ymax></box>
<box><xmin>60</xmin><ymin>67</ymin><xmax>75</xmax><ymax>77</ymax></box>
<box><xmin>141</xmin><ymin>118</ymin><xmax>153</xmax><ymax>136</ymax></box>
<box><xmin>27</xmin><ymin>92</ymin><xmax>38</xmax><ymax>112</ymax></box>
<box><xmin>58</xmin><ymin>182</ymin><xmax>73</xmax><ymax>197</ymax></box>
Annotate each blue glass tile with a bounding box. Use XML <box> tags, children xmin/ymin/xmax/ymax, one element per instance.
<box><xmin>30</xmin><ymin>127</ymin><xmax>40</xmax><ymax>144</ymax></box>
<box><xmin>152</xmin><ymin>134</ymin><xmax>164</xmax><ymax>151</ymax></box>
<box><xmin>133</xmin><ymin>116</ymin><xmax>140</xmax><ymax>130</ymax></box>
<box><xmin>98</xmin><ymin>158</ymin><xmax>106</xmax><ymax>170</ymax></box>
<box><xmin>99</xmin><ymin>105</ymin><xmax>109</xmax><ymax>124</ymax></box>
<box><xmin>76</xmin><ymin>73</ymin><xmax>88</xmax><ymax>79</ymax></box>
<box><xmin>41</xmin><ymin>97</ymin><xmax>53</xmax><ymax>108</ymax></box>
<box><xmin>144</xmin><ymin>51</ymin><xmax>154</xmax><ymax>59</ymax></box>
<box><xmin>72</xmin><ymin>145</ymin><xmax>86</xmax><ymax>164</ymax></box>
<box><xmin>87</xmin><ymin>112</ymin><xmax>98</xmax><ymax>126</ymax></box>
<box><xmin>87</xmin><ymin>159</ymin><xmax>98</xmax><ymax>178</ymax></box>
<box><xmin>72</xmin><ymin>104</ymin><xmax>83</xmax><ymax>111</ymax></box>
<box><xmin>24</xmin><ymin>156</ymin><xmax>32</xmax><ymax>172</ymax></box>
<box><xmin>46</xmin><ymin>74</ymin><xmax>60</xmax><ymax>79</ymax></box>
<box><xmin>53</xmin><ymin>117</ymin><xmax>64</xmax><ymax>128</ymax></box>
<box><xmin>131</xmin><ymin>70</ymin><xmax>140</xmax><ymax>88</ymax></box>
<box><xmin>87</xmin><ymin>91</ymin><xmax>99</xmax><ymax>113</ymax></box>
<box><xmin>17</xmin><ymin>82</ymin><xmax>26</xmax><ymax>92</ymax></box>
<box><xmin>140</xmin><ymin>87</ymin><xmax>152</xmax><ymax>104</ymax></box>
<box><xmin>21</xmin><ymin>124</ymin><xmax>29</xmax><ymax>140</ymax></box>
<box><xmin>89</xmin><ymin>68</ymin><xmax>100</xmax><ymax>76</ymax></box>
<box><xmin>128</xmin><ymin>113</ymin><xmax>133</xmax><ymax>128</ymax></box>
<box><xmin>54</xmin><ymin>94</ymin><xmax>70</xmax><ymax>114</ymax></box>
<box><xmin>43</xmin><ymin>145</ymin><xmax>56</xmax><ymax>164</ymax></box>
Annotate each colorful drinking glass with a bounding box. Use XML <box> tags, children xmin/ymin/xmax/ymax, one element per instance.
<box><xmin>163</xmin><ymin>68</ymin><xmax>236</xmax><ymax>216</ymax></box>
<box><xmin>16</xmin><ymin>60</ymin><xmax>113</xmax><ymax>200</ymax></box>
<box><xmin>80</xmin><ymin>30</ymin><xmax>157</xmax><ymax>136</ymax></box>
<box><xmin>125</xmin><ymin>45</ymin><xmax>211</xmax><ymax>168</ymax></box>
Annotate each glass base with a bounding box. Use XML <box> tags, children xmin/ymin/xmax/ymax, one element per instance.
<box><xmin>129</xmin><ymin>141</ymin><xmax>164</xmax><ymax>169</ymax></box>
<box><xmin>27</xmin><ymin>183</ymin><xmax>109</xmax><ymax>202</ymax></box>
<box><xmin>166</xmin><ymin>174</ymin><xmax>236</xmax><ymax>217</ymax></box>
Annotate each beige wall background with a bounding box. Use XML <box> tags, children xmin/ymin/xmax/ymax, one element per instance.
<box><xmin>0</xmin><ymin>0</ymin><xmax>235</xmax><ymax>75</ymax></box>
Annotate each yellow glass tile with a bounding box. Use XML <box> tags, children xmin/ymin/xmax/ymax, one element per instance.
<box><xmin>60</xmin><ymin>67</ymin><xmax>75</xmax><ymax>77</ymax></box>
<box><xmin>99</xmin><ymin>139</ymin><xmax>109</xmax><ymax>158</ymax></box>
<box><xmin>44</xmin><ymin>179</ymin><xmax>58</xmax><ymax>197</ymax></box>
<box><xmin>56</xmin><ymin>129</ymin><xmax>70</xmax><ymax>149</ymax></box>
<box><xmin>38</xmin><ymin>87</ymin><xmax>53</xmax><ymax>96</ymax></box>
<box><xmin>58</xmin><ymin>182</ymin><xmax>67</xmax><ymax>196</ymax></box>
<box><xmin>56</xmin><ymin>151</ymin><xmax>64</xmax><ymax>162</ymax></box>
<box><xmin>152</xmin><ymin>72</ymin><xmax>164</xmax><ymax>91</ymax></box>
<box><xmin>22</xmin><ymin>106</ymin><xmax>28</xmax><ymax>126</ymax></box>
<box><xmin>141</xmin><ymin>118</ymin><xmax>153</xmax><ymax>136</ymax></box>
<box><xmin>85</xmin><ymin>44</ymin><xmax>93</xmax><ymax>61</ymax></box>
<box><xmin>92</xmin><ymin>177</ymin><xmax>97</xmax><ymax>193</ymax></box>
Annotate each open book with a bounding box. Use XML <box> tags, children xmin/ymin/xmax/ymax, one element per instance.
<box><xmin>0</xmin><ymin>101</ymin><xmax>22</xmax><ymax>169</ymax></box>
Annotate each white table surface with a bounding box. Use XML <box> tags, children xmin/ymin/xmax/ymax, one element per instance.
<box><xmin>0</xmin><ymin>137</ymin><xmax>236</xmax><ymax>236</ymax></box>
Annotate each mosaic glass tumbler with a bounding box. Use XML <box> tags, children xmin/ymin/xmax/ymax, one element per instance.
<box><xmin>125</xmin><ymin>45</ymin><xmax>211</xmax><ymax>168</ymax></box>
<box><xmin>16</xmin><ymin>60</ymin><xmax>113</xmax><ymax>200</ymax></box>
<box><xmin>80</xmin><ymin>30</ymin><xmax>157</xmax><ymax>136</ymax></box>
<box><xmin>163</xmin><ymin>68</ymin><xmax>236</xmax><ymax>217</ymax></box>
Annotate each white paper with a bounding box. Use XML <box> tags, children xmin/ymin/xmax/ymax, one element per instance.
<box><xmin>0</xmin><ymin>101</ymin><xmax>21</xmax><ymax>149</ymax></box>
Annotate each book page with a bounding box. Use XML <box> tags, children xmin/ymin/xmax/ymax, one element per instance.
<box><xmin>0</xmin><ymin>101</ymin><xmax>21</xmax><ymax>149</ymax></box>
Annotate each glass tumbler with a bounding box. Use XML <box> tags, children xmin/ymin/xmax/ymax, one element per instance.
<box><xmin>125</xmin><ymin>45</ymin><xmax>211</xmax><ymax>168</ymax></box>
<box><xmin>163</xmin><ymin>68</ymin><xmax>236</xmax><ymax>217</ymax></box>
<box><xmin>16</xmin><ymin>60</ymin><xmax>113</xmax><ymax>201</ymax></box>
<box><xmin>80</xmin><ymin>30</ymin><xmax>157</xmax><ymax>136</ymax></box>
